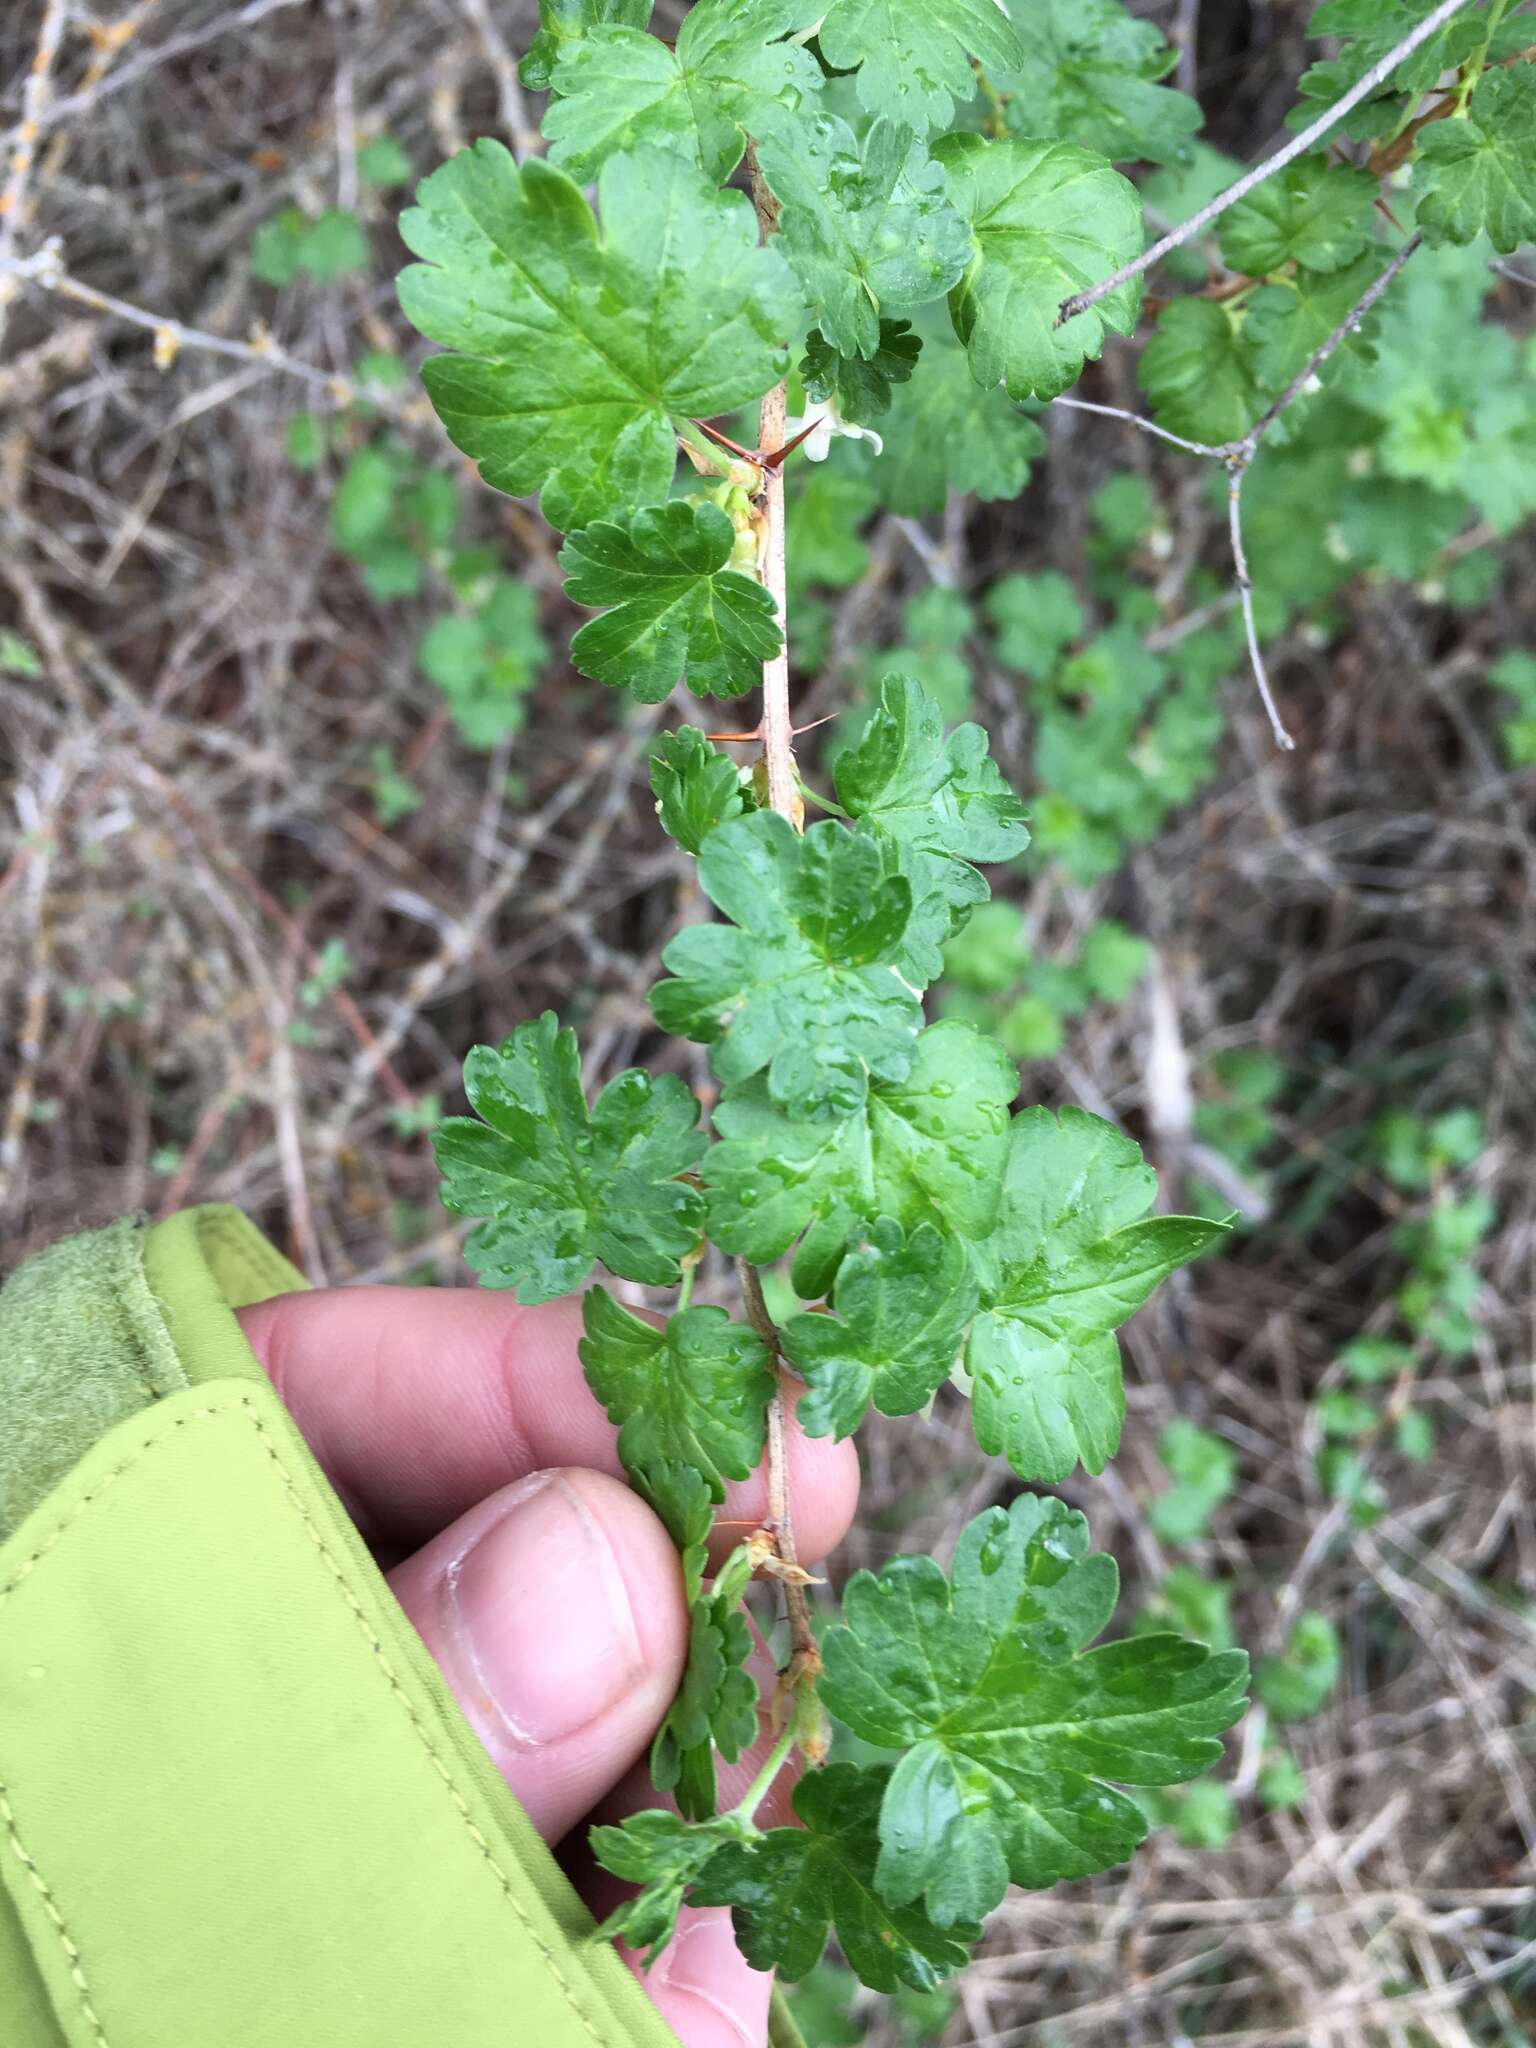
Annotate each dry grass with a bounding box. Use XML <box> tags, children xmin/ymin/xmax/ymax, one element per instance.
<box><xmin>2</xmin><ymin>4</ymin><xmax>1533</xmax><ymax>2044</ymax></box>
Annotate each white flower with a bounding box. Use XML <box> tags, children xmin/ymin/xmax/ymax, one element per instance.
<box><xmin>786</xmin><ymin>397</ymin><xmax>883</xmax><ymax>462</ymax></box>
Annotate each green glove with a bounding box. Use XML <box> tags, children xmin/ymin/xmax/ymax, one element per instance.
<box><xmin>0</xmin><ymin>1208</ymin><xmax>847</xmax><ymax>2046</ymax></box>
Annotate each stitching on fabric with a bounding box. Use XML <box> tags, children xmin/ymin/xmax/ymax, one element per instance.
<box><xmin>239</xmin><ymin>1400</ymin><xmax>617</xmax><ymax>2048</ymax></box>
<box><xmin>0</xmin><ymin>1784</ymin><xmax>111</xmax><ymax>2046</ymax></box>
<box><xmin>0</xmin><ymin>1401</ymin><xmax>236</xmax><ymax>1611</ymax></box>
<box><xmin>0</xmin><ymin>1391</ymin><xmax>622</xmax><ymax>2047</ymax></box>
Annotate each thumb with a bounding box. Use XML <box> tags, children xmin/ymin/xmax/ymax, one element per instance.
<box><xmin>388</xmin><ymin>1466</ymin><xmax>689</xmax><ymax>1844</ymax></box>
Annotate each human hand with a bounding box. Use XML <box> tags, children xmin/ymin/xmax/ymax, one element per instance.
<box><xmin>237</xmin><ymin>1285</ymin><xmax>859</xmax><ymax>2048</ymax></box>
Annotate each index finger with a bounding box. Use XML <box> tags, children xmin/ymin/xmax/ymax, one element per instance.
<box><xmin>237</xmin><ymin>1284</ymin><xmax>859</xmax><ymax>1565</ymax></box>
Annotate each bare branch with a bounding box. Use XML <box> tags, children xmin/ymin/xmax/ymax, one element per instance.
<box><xmin>1226</xmin><ymin>459</ymin><xmax>1294</xmax><ymax>751</ymax></box>
<box><xmin>1056</xmin><ymin>0</ymin><xmax>1477</xmax><ymax>326</ymax></box>
<box><xmin>0</xmin><ymin>240</ymin><xmax>412</xmax><ymax>411</ymax></box>
<box><xmin>1050</xmin><ymin>393</ymin><xmax>1226</xmax><ymax>460</ymax></box>
<box><xmin>18</xmin><ymin>0</ymin><xmax>306</xmax><ymax>136</ymax></box>
<box><xmin>1054</xmin><ymin>233</ymin><xmax>1426</xmax><ymax>751</ymax></box>
<box><xmin>0</xmin><ymin>0</ymin><xmax>70</xmax><ymax>353</ymax></box>
<box><xmin>1244</xmin><ymin>231</ymin><xmax>1423</xmax><ymax>445</ymax></box>
<box><xmin>456</xmin><ymin>0</ymin><xmax>544</xmax><ymax>162</ymax></box>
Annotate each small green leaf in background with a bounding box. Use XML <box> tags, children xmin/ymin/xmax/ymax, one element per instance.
<box><xmin>1257</xmin><ymin>1748</ymin><xmax>1307</xmax><ymax>1811</ymax></box>
<box><xmin>1394</xmin><ymin>1407</ymin><xmax>1434</xmax><ymax>1461</ymax></box>
<box><xmin>942</xmin><ymin>898</ymin><xmax>1031</xmax><ymax>994</ymax></box>
<box><xmin>936</xmin><ymin>131</ymin><xmax>1145</xmax><ymax>401</ymax></box>
<box><xmin>284</xmin><ymin>413</ymin><xmax>327</xmax><ymax>469</ymax></box>
<box><xmin>1143</xmin><ymin>1564</ymin><xmax>1235</xmax><ymax>1650</ymax></box>
<box><xmin>694</xmin><ymin>1764</ymin><xmax>979</xmax><ymax>1990</ymax></box>
<box><xmin>435</xmin><ymin>1012</ymin><xmax>705</xmax><ymax>1302</ymax></box>
<box><xmin>819</xmin><ymin>1494</ymin><xmax>1249</xmax><ymax>1922</ymax></box>
<box><xmin>1149</xmin><ymin>1418</ymin><xmax>1239</xmax><ymax>1543</ymax></box>
<box><xmin>1255</xmin><ymin>1610</ymin><xmax>1341</xmax><ymax>1724</ymax></box>
<box><xmin>1077</xmin><ymin>919</ymin><xmax>1151</xmax><ymax>1001</ymax></box>
<box><xmin>561</xmin><ymin>500</ymin><xmax>782</xmax><ymax>703</ymax></box>
<box><xmin>418</xmin><ymin>579</ymin><xmax>548</xmax><ymax>749</ymax></box>
<box><xmin>1142</xmin><ymin>1776</ymin><xmax>1237</xmax><ymax>1849</ymax></box>
<box><xmin>0</xmin><ymin>630</ymin><xmax>42</xmax><ymax>677</ymax></box>
<box><xmin>987</xmin><ymin>570</ymin><xmax>1086</xmax><ymax>680</ymax></box>
<box><xmin>1491</xmin><ymin>650</ymin><xmax>1536</xmax><ymax>768</ymax></box>
<box><xmin>357</xmin><ymin>133</ymin><xmax>413</xmax><ymax>187</ymax></box>
<box><xmin>250</xmin><ymin>207</ymin><xmax>310</xmax><ymax>287</ymax></box>
<box><xmin>298</xmin><ymin>207</ymin><xmax>370</xmax><ymax>283</ymax></box>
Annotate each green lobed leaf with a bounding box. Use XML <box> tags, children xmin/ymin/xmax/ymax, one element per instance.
<box><xmin>1149</xmin><ymin>1418</ymin><xmax>1239</xmax><ymax>1543</ymax></box>
<box><xmin>579</xmin><ymin>1289</ymin><xmax>776</xmax><ymax>1514</ymax></box>
<box><xmin>835</xmin><ymin>672</ymin><xmax>1030</xmax><ymax>867</ymax></box>
<box><xmin>965</xmin><ymin>1106</ymin><xmax>1228</xmax><ymax>1481</ymax></box>
<box><xmin>358</xmin><ymin>135</ymin><xmax>413</xmax><ymax>188</ymax></box>
<box><xmin>799</xmin><ymin>320</ymin><xmax>922</xmax><ymax>424</ymax></box>
<box><xmin>816</xmin><ymin>0</ymin><xmax>1023</xmax><ymax>130</ymax></box>
<box><xmin>757</xmin><ymin>115</ymin><xmax>971</xmax><ymax>359</ymax></box>
<box><xmin>987</xmin><ymin>570</ymin><xmax>1086</xmax><ymax>680</ymax></box>
<box><xmin>650</xmin><ymin>812</ymin><xmax>923</xmax><ymax>1123</ymax></box>
<box><xmin>819</xmin><ymin>1493</ymin><xmax>1249</xmax><ymax>1924</ymax></box>
<box><xmin>519</xmin><ymin>0</ymin><xmax>652</xmax><ymax>92</ymax></box>
<box><xmin>398</xmin><ymin>145</ymin><xmax>795</xmax><ymax>526</ymax></box>
<box><xmin>435</xmin><ymin>1012</ymin><xmax>704</xmax><ymax>1302</ymax></box>
<box><xmin>935</xmin><ymin>132</ymin><xmax>1144</xmax><ymax>401</ymax></box>
<box><xmin>994</xmin><ymin>0</ymin><xmax>1202</xmax><ymax>166</ymax></box>
<box><xmin>789</xmin><ymin>469</ymin><xmax>880</xmax><ymax>591</ymax></box>
<box><xmin>543</xmin><ymin>0</ymin><xmax>823</xmax><ymax>185</ymax></box>
<box><xmin>703</xmin><ymin>1018</ymin><xmax>1018</xmax><ymax>1297</ymax></box>
<box><xmin>1254</xmin><ymin>1610</ymin><xmax>1341</xmax><ymax>1723</ymax></box>
<box><xmin>651</xmin><ymin>1546</ymin><xmax>760</xmax><ymax>1819</ymax></box>
<box><xmin>1138</xmin><ymin>298</ymin><xmax>1259</xmax><ymax>445</ymax></box>
<box><xmin>694</xmin><ymin>1764</ymin><xmax>978</xmax><ymax>1990</ymax></box>
<box><xmin>629</xmin><ymin>1458</ymin><xmax>715</xmax><ymax>1593</ymax></box>
<box><xmin>782</xmin><ymin>1218</ymin><xmax>977</xmax><ymax>1439</ymax></box>
<box><xmin>1294</xmin><ymin>1</ymin><xmax>1491</xmax><ymax>137</ymax></box>
<box><xmin>1243</xmin><ymin>253</ymin><xmax>1385</xmax><ymax>394</ymax></box>
<box><xmin>591</xmin><ymin>1808</ymin><xmax>752</xmax><ymax>1962</ymax></box>
<box><xmin>835</xmin><ymin>672</ymin><xmax>1029</xmax><ymax>983</ymax></box>
<box><xmin>651</xmin><ymin>726</ymin><xmax>752</xmax><ymax>854</ymax></box>
<box><xmin>1218</xmin><ymin>155</ymin><xmax>1379</xmax><ymax>276</ymax></box>
<box><xmin>561</xmin><ymin>500</ymin><xmax>782</xmax><ymax>702</ymax></box>
<box><xmin>1414</xmin><ymin>70</ymin><xmax>1536</xmax><ymax>256</ymax></box>
<box><xmin>870</xmin><ymin>319</ymin><xmax>1046</xmax><ymax>513</ymax></box>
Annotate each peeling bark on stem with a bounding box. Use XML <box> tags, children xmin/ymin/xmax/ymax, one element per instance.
<box><xmin>737</xmin><ymin>142</ymin><xmax>819</xmax><ymax>1697</ymax></box>
<box><xmin>756</xmin><ymin>379</ymin><xmax>799</xmax><ymax>823</ymax></box>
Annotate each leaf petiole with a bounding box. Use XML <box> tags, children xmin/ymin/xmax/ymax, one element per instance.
<box><xmin>727</xmin><ymin>1715</ymin><xmax>800</xmax><ymax>1827</ymax></box>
